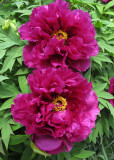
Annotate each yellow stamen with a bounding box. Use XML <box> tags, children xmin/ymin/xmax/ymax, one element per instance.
<box><xmin>52</xmin><ymin>96</ymin><xmax>67</xmax><ymax>112</ymax></box>
<box><xmin>52</xmin><ymin>30</ymin><xmax>68</xmax><ymax>40</ymax></box>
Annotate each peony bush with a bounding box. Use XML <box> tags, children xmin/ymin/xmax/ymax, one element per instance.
<box><xmin>0</xmin><ymin>0</ymin><xmax>114</xmax><ymax>160</ymax></box>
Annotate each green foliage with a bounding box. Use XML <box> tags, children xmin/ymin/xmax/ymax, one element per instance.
<box><xmin>0</xmin><ymin>0</ymin><xmax>114</xmax><ymax>160</ymax></box>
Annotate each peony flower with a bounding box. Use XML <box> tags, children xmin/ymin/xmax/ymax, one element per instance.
<box><xmin>11</xmin><ymin>68</ymin><xmax>99</xmax><ymax>154</ymax></box>
<box><xmin>102</xmin><ymin>0</ymin><xmax>110</xmax><ymax>2</ymax></box>
<box><xmin>102</xmin><ymin>0</ymin><xmax>114</xmax><ymax>4</ymax></box>
<box><xmin>19</xmin><ymin>0</ymin><xmax>99</xmax><ymax>72</ymax></box>
<box><xmin>108</xmin><ymin>78</ymin><xmax>114</xmax><ymax>107</ymax></box>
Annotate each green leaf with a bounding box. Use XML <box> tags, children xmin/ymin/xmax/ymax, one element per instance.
<box><xmin>0</xmin><ymin>50</ymin><xmax>6</xmax><ymax>59</ymax></box>
<box><xmin>18</xmin><ymin>75</ymin><xmax>30</xmax><ymax>94</ymax></box>
<box><xmin>57</xmin><ymin>152</ymin><xmax>64</xmax><ymax>160</ymax></box>
<box><xmin>0</xmin><ymin>5</ymin><xmax>11</xmax><ymax>18</ymax></box>
<box><xmin>72</xmin><ymin>149</ymin><xmax>95</xmax><ymax>159</ymax></box>
<box><xmin>0</xmin><ymin>75</ymin><xmax>9</xmax><ymax>82</ymax></box>
<box><xmin>43</xmin><ymin>0</ymin><xmax>54</xmax><ymax>5</ymax></box>
<box><xmin>101</xmin><ymin>142</ymin><xmax>109</xmax><ymax>160</ymax></box>
<box><xmin>98</xmin><ymin>39</ymin><xmax>114</xmax><ymax>54</ymax></box>
<box><xmin>104</xmin><ymin>0</ymin><xmax>114</xmax><ymax>11</ymax></box>
<box><xmin>93</xmin><ymin>83</ymin><xmax>107</xmax><ymax>92</ymax></box>
<box><xmin>0</xmin><ymin>138</ymin><xmax>5</xmax><ymax>155</ymax></box>
<box><xmin>15</xmin><ymin>68</ymin><xmax>29</xmax><ymax>75</ymax></box>
<box><xmin>97</xmin><ymin>119</ymin><xmax>103</xmax><ymax>139</ymax></box>
<box><xmin>0</xmin><ymin>46</ymin><xmax>23</xmax><ymax>73</ymax></box>
<box><xmin>1</xmin><ymin>119</ymin><xmax>14</xmax><ymax>149</ymax></box>
<box><xmin>0</xmin><ymin>27</ymin><xmax>22</xmax><ymax>49</ymax></box>
<box><xmin>11</xmin><ymin>122</ymin><xmax>23</xmax><ymax>131</ymax></box>
<box><xmin>9</xmin><ymin>135</ymin><xmax>29</xmax><ymax>145</ymax></box>
<box><xmin>0</xmin><ymin>26</ymin><xmax>22</xmax><ymax>45</ymax></box>
<box><xmin>107</xmin><ymin>101</ymin><xmax>114</xmax><ymax>117</ymax></box>
<box><xmin>12</xmin><ymin>1</ymin><xmax>29</xmax><ymax>9</ymax></box>
<box><xmin>17</xmin><ymin>57</ymin><xmax>23</xmax><ymax>65</ymax></box>
<box><xmin>96</xmin><ymin>91</ymin><xmax>114</xmax><ymax>99</ymax></box>
<box><xmin>98</xmin><ymin>98</ymin><xmax>114</xmax><ymax>117</ymax></box>
<box><xmin>84</xmin><ymin>67</ymin><xmax>91</xmax><ymax>82</ymax></box>
<box><xmin>91</xmin><ymin>57</ymin><xmax>102</xmax><ymax>67</ymax></box>
<box><xmin>30</xmin><ymin>141</ymin><xmax>51</xmax><ymax>157</ymax></box>
<box><xmin>0</xmin><ymin>82</ymin><xmax>20</xmax><ymax>99</ymax></box>
<box><xmin>96</xmin><ymin>55</ymin><xmax>113</xmax><ymax>63</ymax></box>
<box><xmin>101</xmin><ymin>114</ymin><xmax>109</xmax><ymax>137</ymax></box>
<box><xmin>0</xmin><ymin>97</ymin><xmax>15</xmax><ymax>111</ymax></box>
<box><xmin>98</xmin><ymin>103</ymin><xmax>104</xmax><ymax>110</ymax></box>
<box><xmin>64</xmin><ymin>152</ymin><xmax>71</xmax><ymax>160</ymax></box>
<box><xmin>104</xmin><ymin>11</ymin><xmax>114</xmax><ymax>16</ymax></box>
<box><xmin>96</xmin><ymin>5</ymin><xmax>104</xmax><ymax>14</ymax></box>
<box><xmin>14</xmin><ymin>10</ymin><xmax>32</xmax><ymax>17</ymax></box>
<box><xmin>20</xmin><ymin>146</ymin><xmax>33</xmax><ymax>160</ymax></box>
<box><xmin>102</xmin><ymin>20</ymin><xmax>114</xmax><ymax>27</ymax></box>
<box><xmin>89</xmin><ymin>122</ymin><xmax>99</xmax><ymax>144</ymax></box>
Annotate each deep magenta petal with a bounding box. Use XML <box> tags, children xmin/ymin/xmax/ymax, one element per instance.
<box><xmin>18</xmin><ymin>0</ymin><xmax>99</xmax><ymax>71</ymax></box>
<box><xmin>33</xmin><ymin>135</ymin><xmax>63</xmax><ymax>151</ymax></box>
<box><xmin>12</xmin><ymin>68</ymin><xmax>99</xmax><ymax>148</ymax></box>
<box><xmin>108</xmin><ymin>78</ymin><xmax>114</xmax><ymax>107</ymax></box>
<box><xmin>69</xmin><ymin>59</ymin><xmax>90</xmax><ymax>72</ymax></box>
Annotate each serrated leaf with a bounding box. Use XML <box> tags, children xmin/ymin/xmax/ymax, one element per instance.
<box><xmin>104</xmin><ymin>0</ymin><xmax>114</xmax><ymax>11</ymax></box>
<box><xmin>0</xmin><ymin>26</ymin><xmax>22</xmax><ymax>46</ymax></box>
<box><xmin>0</xmin><ymin>82</ymin><xmax>20</xmax><ymax>99</ymax></box>
<box><xmin>98</xmin><ymin>97</ymin><xmax>111</xmax><ymax>110</ymax></box>
<box><xmin>98</xmin><ymin>39</ymin><xmax>114</xmax><ymax>53</ymax></box>
<box><xmin>12</xmin><ymin>1</ymin><xmax>29</xmax><ymax>9</ymax></box>
<box><xmin>0</xmin><ymin>46</ymin><xmax>23</xmax><ymax>73</ymax></box>
<box><xmin>18</xmin><ymin>75</ymin><xmax>30</xmax><ymax>94</ymax></box>
<box><xmin>0</xmin><ymin>26</ymin><xmax>21</xmax><ymax>49</ymax></box>
<box><xmin>97</xmin><ymin>55</ymin><xmax>113</xmax><ymax>63</ymax></box>
<box><xmin>96</xmin><ymin>91</ymin><xmax>114</xmax><ymax>99</ymax></box>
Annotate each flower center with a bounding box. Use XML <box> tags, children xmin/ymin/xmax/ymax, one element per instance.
<box><xmin>52</xmin><ymin>96</ymin><xmax>67</xmax><ymax>112</ymax></box>
<box><xmin>52</xmin><ymin>30</ymin><xmax>68</xmax><ymax>40</ymax></box>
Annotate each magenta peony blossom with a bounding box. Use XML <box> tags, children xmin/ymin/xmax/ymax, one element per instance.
<box><xmin>102</xmin><ymin>0</ymin><xmax>110</xmax><ymax>2</ymax></box>
<box><xmin>11</xmin><ymin>68</ymin><xmax>99</xmax><ymax>154</ymax></box>
<box><xmin>19</xmin><ymin>0</ymin><xmax>99</xmax><ymax>72</ymax></box>
<box><xmin>108</xmin><ymin>78</ymin><xmax>114</xmax><ymax>107</ymax></box>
